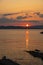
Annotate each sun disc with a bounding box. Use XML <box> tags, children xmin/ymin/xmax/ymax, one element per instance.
<box><xmin>26</xmin><ymin>24</ymin><xmax>29</xmax><ymax>27</ymax></box>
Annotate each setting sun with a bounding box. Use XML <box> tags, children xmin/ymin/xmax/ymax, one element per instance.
<box><xmin>26</xmin><ymin>24</ymin><xmax>29</xmax><ymax>27</ymax></box>
<box><xmin>26</xmin><ymin>24</ymin><xmax>28</xmax><ymax>27</ymax></box>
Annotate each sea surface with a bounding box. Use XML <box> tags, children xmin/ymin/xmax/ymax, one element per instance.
<box><xmin>0</xmin><ymin>29</ymin><xmax>43</xmax><ymax>65</ymax></box>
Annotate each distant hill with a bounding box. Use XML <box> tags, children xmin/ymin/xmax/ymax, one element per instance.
<box><xmin>0</xmin><ymin>25</ymin><xmax>43</xmax><ymax>29</ymax></box>
<box><xmin>29</xmin><ymin>25</ymin><xmax>43</xmax><ymax>29</ymax></box>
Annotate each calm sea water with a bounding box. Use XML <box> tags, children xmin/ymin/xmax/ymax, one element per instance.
<box><xmin>0</xmin><ymin>29</ymin><xmax>43</xmax><ymax>65</ymax></box>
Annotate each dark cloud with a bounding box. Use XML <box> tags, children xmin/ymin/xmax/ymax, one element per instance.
<box><xmin>34</xmin><ymin>12</ymin><xmax>40</xmax><ymax>15</ymax></box>
<box><xmin>0</xmin><ymin>17</ymin><xmax>42</xmax><ymax>25</ymax></box>
<box><xmin>17</xmin><ymin>16</ymin><xmax>27</xmax><ymax>19</ymax></box>
<box><xmin>28</xmin><ymin>16</ymin><xmax>32</xmax><ymax>17</ymax></box>
<box><xmin>26</xmin><ymin>20</ymin><xmax>42</xmax><ymax>25</ymax></box>
<box><xmin>1</xmin><ymin>11</ymin><xmax>33</xmax><ymax>17</ymax></box>
<box><xmin>39</xmin><ymin>14</ymin><xmax>43</xmax><ymax>18</ymax></box>
<box><xmin>0</xmin><ymin>17</ymin><xmax>25</xmax><ymax>24</ymax></box>
<box><xmin>16</xmin><ymin>15</ymin><xmax>32</xmax><ymax>19</ymax></box>
<box><xmin>2</xmin><ymin>11</ymin><xmax>28</xmax><ymax>16</ymax></box>
<box><xmin>0</xmin><ymin>17</ymin><xmax>16</xmax><ymax>24</ymax></box>
<box><xmin>2</xmin><ymin>12</ymin><xmax>20</xmax><ymax>16</ymax></box>
<box><xmin>29</xmin><ymin>20</ymin><xmax>39</xmax><ymax>23</ymax></box>
<box><xmin>3</xmin><ymin>13</ymin><xmax>14</xmax><ymax>16</ymax></box>
<box><xmin>17</xmin><ymin>19</ymin><xmax>39</xmax><ymax>24</ymax></box>
<box><xmin>0</xmin><ymin>17</ymin><xmax>39</xmax><ymax>23</ymax></box>
<box><xmin>34</xmin><ymin>12</ymin><xmax>43</xmax><ymax>18</ymax></box>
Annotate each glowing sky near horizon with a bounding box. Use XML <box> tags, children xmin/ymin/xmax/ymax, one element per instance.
<box><xmin>0</xmin><ymin>0</ymin><xmax>43</xmax><ymax>26</ymax></box>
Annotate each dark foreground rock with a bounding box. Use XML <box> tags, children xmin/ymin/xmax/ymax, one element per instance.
<box><xmin>25</xmin><ymin>49</ymin><xmax>43</xmax><ymax>60</ymax></box>
<box><xmin>0</xmin><ymin>56</ymin><xmax>20</xmax><ymax>65</ymax></box>
<box><xmin>40</xmin><ymin>31</ymin><xmax>43</xmax><ymax>34</ymax></box>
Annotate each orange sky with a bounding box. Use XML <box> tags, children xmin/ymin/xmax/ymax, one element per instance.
<box><xmin>0</xmin><ymin>0</ymin><xmax>43</xmax><ymax>26</ymax></box>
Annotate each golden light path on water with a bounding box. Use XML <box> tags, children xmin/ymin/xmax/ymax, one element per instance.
<box><xmin>25</xmin><ymin>29</ymin><xmax>29</xmax><ymax>50</ymax></box>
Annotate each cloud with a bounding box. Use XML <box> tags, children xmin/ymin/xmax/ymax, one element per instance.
<box><xmin>17</xmin><ymin>16</ymin><xmax>27</xmax><ymax>19</ymax></box>
<box><xmin>34</xmin><ymin>12</ymin><xmax>43</xmax><ymax>18</ymax></box>
<box><xmin>0</xmin><ymin>17</ymin><xmax>23</xmax><ymax>24</ymax></box>
<box><xmin>16</xmin><ymin>15</ymin><xmax>32</xmax><ymax>19</ymax></box>
<box><xmin>2</xmin><ymin>12</ymin><xmax>28</xmax><ymax>16</ymax></box>
<box><xmin>0</xmin><ymin>17</ymin><xmax>16</xmax><ymax>24</ymax></box>
<box><xmin>0</xmin><ymin>17</ymin><xmax>42</xmax><ymax>26</ymax></box>
<box><xmin>2</xmin><ymin>12</ymin><xmax>20</xmax><ymax>16</ymax></box>
<box><xmin>27</xmin><ymin>20</ymin><xmax>43</xmax><ymax>25</ymax></box>
<box><xmin>0</xmin><ymin>17</ymin><xmax>39</xmax><ymax>23</ymax></box>
<box><xmin>29</xmin><ymin>20</ymin><xmax>39</xmax><ymax>24</ymax></box>
<box><xmin>34</xmin><ymin>12</ymin><xmax>40</xmax><ymax>15</ymax></box>
<box><xmin>39</xmin><ymin>14</ymin><xmax>43</xmax><ymax>18</ymax></box>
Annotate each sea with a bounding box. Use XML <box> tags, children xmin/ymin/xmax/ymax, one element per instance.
<box><xmin>0</xmin><ymin>29</ymin><xmax>43</xmax><ymax>65</ymax></box>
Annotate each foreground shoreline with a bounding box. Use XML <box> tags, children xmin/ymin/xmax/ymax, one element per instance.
<box><xmin>25</xmin><ymin>49</ymin><xmax>43</xmax><ymax>60</ymax></box>
<box><xmin>0</xmin><ymin>56</ymin><xmax>20</xmax><ymax>65</ymax></box>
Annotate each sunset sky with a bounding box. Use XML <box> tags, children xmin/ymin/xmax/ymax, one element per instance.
<box><xmin>0</xmin><ymin>0</ymin><xmax>43</xmax><ymax>26</ymax></box>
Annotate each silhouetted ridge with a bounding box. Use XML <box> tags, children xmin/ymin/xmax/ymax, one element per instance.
<box><xmin>0</xmin><ymin>56</ymin><xmax>20</xmax><ymax>65</ymax></box>
<box><xmin>0</xmin><ymin>25</ymin><xmax>43</xmax><ymax>29</ymax></box>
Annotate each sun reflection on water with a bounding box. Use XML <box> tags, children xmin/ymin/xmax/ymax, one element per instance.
<box><xmin>25</xmin><ymin>30</ymin><xmax>30</xmax><ymax>50</ymax></box>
